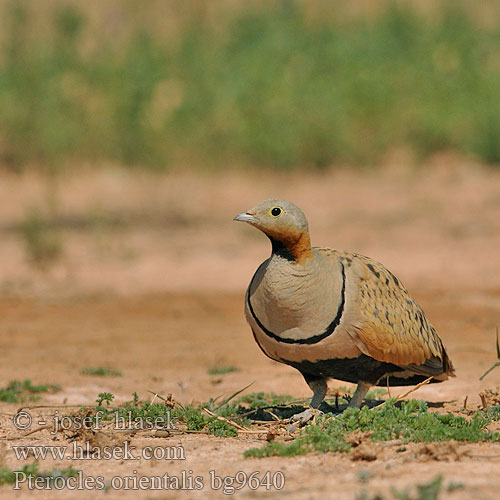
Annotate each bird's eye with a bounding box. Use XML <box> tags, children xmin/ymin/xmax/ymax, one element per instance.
<box><xmin>270</xmin><ymin>207</ymin><xmax>282</xmax><ymax>217</ymax></box>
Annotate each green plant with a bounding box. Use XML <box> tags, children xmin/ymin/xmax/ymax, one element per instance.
<box><xmin>245</xmin><ymin>400</ymin><xmax>500</xmax><ymax>458</ymax></box>
<box><xmin>480</xmin><ymin>327</ymin><xmax>500</xmax><ymax>380</ymax></box>
<box><xmin>207</xmin><ymin>419</ymin><xmax>238</xmax><ymax>437</ymax></box>
<box><xmin>20</xmin><ymin>210</ymin><xmax>62</xmax><ymax>267</ymax></box>
<box><xmin>208</xmin><ymin>365</ymin><xmax>239</xmax><ymax>375</ymax></box>
<box><xmin>0</xmin><ymin>380</ymin><xmax>61</xmax><ymax>403</ymax></box>
<box><xmin>0</xmin><ymin>462</ymin><xmax>78</xmax><ymax>486</ymax></box>
<box><xmin>95</xmin><ymin>392</ymin><xmax>115</xmax><ymax>410</ymax></box>
<box><xmin>392</xmin><ymin>475</ymin><xmax>442</xmax><ymax>500</ymax></box>
<box><xmin>80</xmin><ymin>367</ymin><xmax>122</xmax><ymax>377</ymax></box>
<box><xmin>83</xmin><ymin>389</ymin><xmax>261</xmax><ymax>437</ymax></box>
<box><xmin>235</xmin><ymin>392</ymin><xmax>296</xmax><ymax>409</ymax></box>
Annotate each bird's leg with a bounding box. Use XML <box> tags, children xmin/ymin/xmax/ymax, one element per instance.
<box><xmin>309</xmin><ymin>378</ymin><xmax>328</xmax><ymax>409</ymax></box>
<box><xmin>290</xmin><ymin>376</ymin><xmax>327</xmax><ymax>425</ymax></box>
<box><xmin>348</xmin><ymin>381</ymin><xmax>371</xmax><ymax>408</ymax></box>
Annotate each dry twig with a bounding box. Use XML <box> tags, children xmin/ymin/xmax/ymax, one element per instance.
<box><xmin>203</xmin><ymin>408</ymin><xmax>250</xmax><ymax>431</ymax></box>
<box><xmin>23</xmin><ymin>425</ymin><xmax>50</xmax><ymax>437</ymax></box>
<box><xmin>395</xmin><ymin>377</ymin><xmax>433</xmax><ymax>402</ymax></box>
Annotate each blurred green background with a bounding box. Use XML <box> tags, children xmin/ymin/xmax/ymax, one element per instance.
<box><xmin>1</xmin><ymin>0</ymin><xmax>500</xmax><ymax>172</ymax></box>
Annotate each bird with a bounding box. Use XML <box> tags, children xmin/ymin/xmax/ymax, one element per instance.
<box><xmin>234</xmin><ymin>199</ymin><xmax>455</xmax><ymax>423</ymax></box>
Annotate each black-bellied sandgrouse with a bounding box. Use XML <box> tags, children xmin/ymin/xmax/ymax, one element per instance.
<box><xmin>234</xmin><ymin>199</ymin><xmax>454</xmax><ymax>422</ymax></box>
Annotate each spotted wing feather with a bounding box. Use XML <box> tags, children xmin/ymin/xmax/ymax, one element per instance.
<box><xmin>318</xmin><ymin>249</ymin><xmax>454</xmax><ymax>376</ymax></box>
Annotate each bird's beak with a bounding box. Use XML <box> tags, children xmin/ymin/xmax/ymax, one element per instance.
<box><xmin>233</xmin><ymin>212</ymin><xmax>256</xmax><ymax>223</ymax></box>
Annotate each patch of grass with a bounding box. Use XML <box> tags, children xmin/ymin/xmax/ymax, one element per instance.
<box><xmin>392</xmin><ymin>475</ymin><xmax>442</xmax><ymax>500</ymax></box>
<box><xmin>80</xmin><ymin>392</ymin><xmax>500</xmax><ymax>447</ymax></box>
<box><xmin>445</xmin><ymin>480</ymin><xmax>464</xmax><ymax>492</ymax></box>
<box><xmin>208</xmin><ymin>365</ymin><xmax>239</xmax><ymax>375</ymax></box>
<box><xmin>246</xmin><ymin>438</ymin><xmax>312</xmax><ymax>458</ymax></box>
<box><xmin>0</xmin><ymin>462</ymin><xmax>78</xmax><ymax>486</ymax></box>
<box><xmin>182</xmin><ymin>405</ymin><xmax>207</xmax><ymax>431</ymax></box>
<box><xmin>85</xmin><ymin>392</ymin><xmax>241</xmax><ymax>437</ymax></box>
<box><xmin>235</xmin><ymin>392</ymin><xmax>296</xmax><ymax>409</ymax></box>
<box><xmin>0</xmin><ymin>380</ymin><xmax>61</xmax><ymax>404</ymax></box>
<box><xmin>484</xmin><ymin>405</ymin><xmax>500</xmax><ymax>421</ymax></box>
<box><xmin>175</xmin><ymin>403</ymin><xmax>240</xmax><ymax>436</ymax></box>
<box><xmin>207</xmin><ymin>419</ymin><xmax>238</xmax><ymax>437</ymax></box>
<box><xmin>20</xmin><ymin>210</ymin><xmax>62</xmax><ymax>268</ymax></box>
<box><xmin>244</xmin><ymin>400</ymin><xmax>500</xmax><ymax>458</ymax></box>
<box><xmin>80</xmin><ymin>367</ymin><xmax>122</xmax><ymax>377</ymax></box>
<box><xmin>0</xmin><ymin>463</ymin><xmax>38</xmax><ymax>486</ymax></box>
<box><xmin>170</xmin><ymin>403</ymin><xmax>237</xmax><ymax>436</ymax></box>
<box><xmin>86</xmin><ymin>392</ymin><xmax>180</xmax><ymax>430</ymax></box>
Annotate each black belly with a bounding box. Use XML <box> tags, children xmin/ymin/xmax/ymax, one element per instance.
<box><xmin>286</xmin><ymin>355</ymin><xmax>438</xmax><ymax>386</ymax></box>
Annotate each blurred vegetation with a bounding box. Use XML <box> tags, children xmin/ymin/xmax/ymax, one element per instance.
<box><xmin>208</xmin><ymin>365</ymin><xmax>239</xmax><ymax>375</ymax></box>
<box><xmin>0</xmin><ymin>462</ymin><xmax>78</xmax><ymax>486</ymax></box>
<box><xmin>80</xmin><ymin>366</ymin><xmax>123</xmax><ymax>377</ymax></box>
<box><xmin>0</xmin><ymin>379</ymin><xmax>60</xmax><ymax>403</ymax></box>
<box><xmin>20</xmin><ymin>208</ymin><xmax>63</xmax><ymax>266</ymax></box>
<box><xmin>1</xmin><ymin>0</ymin><xmax>500</xmax><ymax>170</ymax></box>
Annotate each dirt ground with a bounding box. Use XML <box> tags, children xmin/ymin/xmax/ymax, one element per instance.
<box><xmin>1</xmin><ymin>161</ymin><xmax>500</xmax><ymax>499</ymax></box>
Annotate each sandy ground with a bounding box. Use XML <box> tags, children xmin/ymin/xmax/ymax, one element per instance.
<box><xmin>0</xmin><ymin>162</ymin><xmax>500</xmax><ymax>499</ymax></box>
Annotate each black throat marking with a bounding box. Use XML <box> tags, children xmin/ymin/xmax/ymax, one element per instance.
<box><xmin>269</xmin><ymin>237</ymin><xmax>296</xmax><ymax>262</ymax></box>
<box><xmin>246</xmin><ymin>261</ymin><xmax>346</xmax><ymax>345</ymax></box>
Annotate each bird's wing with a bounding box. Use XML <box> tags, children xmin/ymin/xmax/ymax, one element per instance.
<box><xmin>319</xmin><ymin>249</ymin><xmax>453</xmax><ymax>373</ymax></box>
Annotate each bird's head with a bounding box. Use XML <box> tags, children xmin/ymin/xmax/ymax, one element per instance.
<box><xmin>234</xmin><ymin>199</ymin><xmax>312</xmax><ymax>263</ymax></box>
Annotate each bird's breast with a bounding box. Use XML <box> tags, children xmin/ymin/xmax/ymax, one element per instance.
<box><xmin>245</xmin><ymin>253</ymin><xmax>363</xmax><ymax>363</ymax></box>
<box><xmin>247</xmin><ymin>254</ymin><xmax>343</xmax><ymax>339</ymax></box>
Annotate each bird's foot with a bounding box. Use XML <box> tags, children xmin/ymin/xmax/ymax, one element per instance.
<box><xmin>289</xmin><ymin>407</ymin><xmax>324</xmax><ymax>426</ymax></box>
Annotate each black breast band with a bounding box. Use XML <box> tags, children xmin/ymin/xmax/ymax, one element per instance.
<box><xmin>246</xmin><ymin>262</ymin><xmax>346</xmax><ymax>345</ymax></box>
